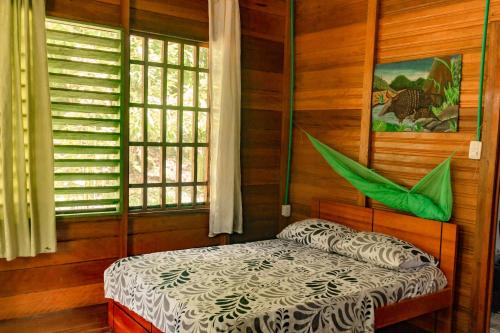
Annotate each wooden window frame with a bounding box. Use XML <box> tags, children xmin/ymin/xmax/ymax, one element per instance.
<box><xmin>46</xmin><ymin>17</ymin><xmax>124</xmax><ymax>217</ymax></box>
<box><xmin>128</xmin><ymin>31</ymin><xmax>209</xmax><ymax>213</ymax></box>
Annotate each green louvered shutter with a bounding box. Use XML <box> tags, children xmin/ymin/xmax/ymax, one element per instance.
<box><xmin>46</xmin><ymin>18</ymin><xmax>123</xmax><ymax>215</ymax></box>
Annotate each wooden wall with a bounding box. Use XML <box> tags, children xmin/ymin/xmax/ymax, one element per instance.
<box><xmin>0</xmin><ymin>0</ymin><xmax>287</xmax><ymax>320</ymax></box>
<box><xmin>289</xmin><ymin>1</ymin><xmax>500</xmax><ymax>332</ymax></box>
<box><xmin>234</xmin><ymin>0</ymin><xmax>286</xmax><ymax>242</ymax></box>
<box><xmin>0</xmin><ymin>215</ymin><xmax>121</xmax><ymax>319</ymax></box>
<box><xmin>130</xmin><ymin>0</ymin><xmax>208</xmax><ymax>41</ymax></box>
<box><xmin>45</xmin><ymin>0</ymin><xmax>122</xmax><ymax>26</ymax></box>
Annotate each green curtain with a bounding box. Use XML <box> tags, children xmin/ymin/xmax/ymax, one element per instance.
<box><xmin>0</xmin><ymin>0</ymin><xmax>56</xmax><ymax>260</ymax></box>
<box><xmin>306</xmin><ymin>132</ymin><xmax>453</xmax><ymax>221</ymax></box>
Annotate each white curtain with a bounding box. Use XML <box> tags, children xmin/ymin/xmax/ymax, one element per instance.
<box><xmin>208</xmin><ymin>0</ymin><xmax>243</xmax><ymax>236</ymax></box>
<box><xmin>0</xmin><ymin>0</ymin><xmax>56</xmax><ymax>261</ymax></box>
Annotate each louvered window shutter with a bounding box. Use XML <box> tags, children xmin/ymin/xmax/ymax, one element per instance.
<box><xmin>46</xmin><ymin>19</ymin><xmax>123</xmax><ymax>215</ymax></box>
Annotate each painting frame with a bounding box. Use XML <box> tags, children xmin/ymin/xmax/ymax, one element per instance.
<box><xmin>371</xmin><ymin>55</ymin><xmax>462</xmax><ymax>133</ymax></box>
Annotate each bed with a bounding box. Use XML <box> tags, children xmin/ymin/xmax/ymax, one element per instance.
<box><xmin>105</xmin><ymin>200</ymin><xmax>457</xmax><ymax>333</ymax></box>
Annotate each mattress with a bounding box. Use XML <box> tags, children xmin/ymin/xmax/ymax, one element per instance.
<box><xmin>104</xmin><ymin>239</ymin><xmax>447</xmax><ymax>333</ymax></box>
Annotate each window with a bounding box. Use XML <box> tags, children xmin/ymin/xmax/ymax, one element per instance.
<box><xmin>46</xmin><ymin>19</ymin><xmax>208</xmax><ymax>215</ymax></box>
<box><xmin>46</xmin><ymin>19</ymin><xmax>123</xmax><ymax>215</ymax></box>
<box><xmin>128</xmin><ymin>33</ymin><xmax>209</xmax><ymax>211</ymax></box>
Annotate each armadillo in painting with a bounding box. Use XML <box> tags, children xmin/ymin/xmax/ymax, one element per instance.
<box><xmin>379</xmin><ymin>89</ymin><xmax>441</xmax><ymax>123</ymax></box>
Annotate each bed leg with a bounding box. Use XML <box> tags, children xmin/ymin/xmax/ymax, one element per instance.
<box><xmin>107</xmin><ymin>300</ymin><xmax>115</xmax><ymax>331</ymax></box>
<box><xmin>435</xmin><ymin>307</ymin><xmax>453</xmax><ymax>333</ymax></box>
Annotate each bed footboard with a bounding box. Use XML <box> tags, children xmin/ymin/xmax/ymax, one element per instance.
<box><xmin>108</xmin><ymin>300</ymin><xmax>162</xmax><ymax>333</ymax></box>
<box><xmin>374</xmin><ymin>288</ymin><xmax>453</xmax><ymax>331</ymax></box>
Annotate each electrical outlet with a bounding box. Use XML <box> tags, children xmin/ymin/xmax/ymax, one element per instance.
<box><xmin>281</xmin><ymin>205</ymin><xmax>291</xmax><ymax>217</ymax></box>
<box><xmin>469</xmin><ymin>141</ymin><xmax>482</xmax><ymax>160</ymax></box>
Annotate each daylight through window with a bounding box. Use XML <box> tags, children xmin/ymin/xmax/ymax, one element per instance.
<box><xmin>47</xmin><ymin>18</ymin><xmax>123</xmax><ymax>215</ymax></box>
<box><xmin>128</xmin><ymin>33</ymin><xmax>209</xmax><ymax>211</ymax></box>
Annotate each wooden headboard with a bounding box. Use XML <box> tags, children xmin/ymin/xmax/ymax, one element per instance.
<box><xmin>310</xmin><ymin>199</ymin><xmax>458</xmax><ymax>289</ymax></box>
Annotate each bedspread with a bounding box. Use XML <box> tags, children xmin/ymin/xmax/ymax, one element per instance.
<box><xmin>104</xmin><ymin>239</ymin><xmax>446</xmax><ymax>333</ymax></box>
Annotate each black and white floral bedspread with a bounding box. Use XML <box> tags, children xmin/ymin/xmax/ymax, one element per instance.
<box><xmin>104</xmin><ymin>239</ymin><xmax>446</xmax><ymax>333</ymax></box>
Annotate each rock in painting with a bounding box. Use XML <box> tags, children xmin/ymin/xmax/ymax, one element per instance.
<box><xmin>436</xmin><ymin>105</ymin><xmax>459</xmax><ymax>122</ymax></box>
<box><xmin>372</xmin><ymin>55</ymin><xmax>462</xmax><ymax>133</ymax></box>
<box><xmin>423</xmin><ymin>55</ymin><xmax>453</xmax><ymax>96</ymax></box>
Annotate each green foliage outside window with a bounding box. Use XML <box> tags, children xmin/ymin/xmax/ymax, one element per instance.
<box><xmin>128</xmin><ymin>33</ymin><xmax>209</xmax><ymax>211</ymax></box>
<box><xmin>46</xmin><ymin>18</ymin><xmax>123</xmax><ymax>215</ymax></box>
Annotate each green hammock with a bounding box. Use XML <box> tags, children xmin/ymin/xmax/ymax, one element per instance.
<box><xmin>306</xmin><ymin>132</ymin><xmax>453</xmax><ymax>221</ymax></box>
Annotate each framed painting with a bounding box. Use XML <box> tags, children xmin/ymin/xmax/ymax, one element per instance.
<box><xmin>372</xmin><ymin>55</ymin><xmax>462</xmax><ymax>132</ymax></box>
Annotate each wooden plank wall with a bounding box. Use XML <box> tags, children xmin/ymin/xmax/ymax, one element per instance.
<box><xmin>234</xmin><ymin>0</ymin><xmax>286</xmax><ymax>242</ymax></box>
<box><xmin>130</xmin><ymin>0</ymin><xmax>209</xmax><ymax>41</ymax></box>
<box><xmin>291</xmin><ymin>0</ymin><xmax>368</xmax><ymax>218</ymax></box>
<box><xmin>289</xmin><ymin>1</ymin><xmax>500</xmax><ymax>332</ymax></box>
<box><xmin>0</xmin><ymin>0</ymin><xmax>287</xmax><ymax>320</ymax></box>
<box><xmin>0</xmin><ymin>216</ymin><xmax>121</xmax><ymax>319</ymax></box>
<box><xmin>45</xmin><ymin>0</ymin><xmax>122</xmax><ymax>26</ymax></box>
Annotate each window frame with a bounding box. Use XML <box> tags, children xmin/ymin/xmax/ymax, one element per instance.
<box><xmin>46</xmin><ymin>16</ymin><xmax>125</xmax><ymax>218</ymax></box>
<box><xmin>46</xmin><ymin>18</ymin><xmax>211</xmax><ymax>217</ymax></box>
<box><xmin>127</xmin><ymin>30</ymin><xmax>210</xmax><ymax>213</ymax></box>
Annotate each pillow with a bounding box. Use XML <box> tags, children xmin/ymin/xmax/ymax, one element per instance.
<box><xmin>337</xmin><ymin>231</ymin><xmax>439</xmax><ymax>271</ymax></box>
<box><xmin>277</xmin><ymin>219</ymin><xmax>354</xmax><ymax>252</ymax></box>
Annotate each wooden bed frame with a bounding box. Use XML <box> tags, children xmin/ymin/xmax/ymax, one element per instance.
<box><xmin>107</xmin><ymin>199</ymin><xmax>458</xmax><ymax>333</ymax></box>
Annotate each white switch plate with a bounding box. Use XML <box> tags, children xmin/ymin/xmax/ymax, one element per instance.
<box><xmin>281</xmin><ymin>205</ymin><xmax>291</xmax><ymax>217</ymax></box>
<box><xmin>469</xmin><ymin>141</ymin><xmax>482</xmax><ymax>160</ymax></box>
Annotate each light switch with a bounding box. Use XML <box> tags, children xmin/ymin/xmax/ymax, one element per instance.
<box><xmin>469</xmin><ymin>141</ymin><xmax>482</xmax><ymax>160</ymax></box>
<box><xmin>281</xmin><ymin>205</ymin><xmax>291</xmax><ymax>217</ymax></box>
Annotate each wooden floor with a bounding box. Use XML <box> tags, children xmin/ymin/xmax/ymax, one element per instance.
<box><xmin>0</xmin><ymin>304</ymin><xmax>426</xmax><ymax>333</ymax></box>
